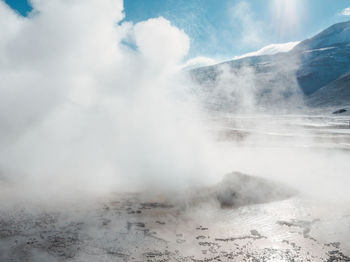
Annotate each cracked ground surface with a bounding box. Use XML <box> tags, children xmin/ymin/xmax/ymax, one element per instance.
<box><xmin>0</xmin><ymin>192</ymin><xmax>349</xmax><ymax>262</ymax></box>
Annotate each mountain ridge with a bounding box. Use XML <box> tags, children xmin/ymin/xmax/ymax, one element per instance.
<box><xmin>191</xmin><ymin>20</ymin><xmax>350</xmax><ymax>111</ymax></box>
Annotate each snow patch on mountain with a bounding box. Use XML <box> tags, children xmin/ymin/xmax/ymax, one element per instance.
<box><xmin>182</xmin><ymin>56</ymin><xmax>218</xmax><ymax>69</ymax></box>
<box><xmin>341</xmin><ymin>7</ymin><xmax>350</xmax><ymax>16</ymax></box>
<box><xmin>234</xmin><ymin>41</ymin><xmax>300</xmax><ymax>60</ymax></box>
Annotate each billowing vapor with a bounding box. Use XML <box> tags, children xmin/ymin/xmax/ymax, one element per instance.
<box><xmin>0</xmin><ymin>0</ymin><xmax>221</xmax><ymax>200</ymax></box>
<box><xmin>1</xmin><ymin>2</ymin><xmax>350</xmax><ymax>261</ymax></box>
<box><xmin>0</xmin><ymin>0</ymin><xmax>349</xmax><ymax>205</ymax></box>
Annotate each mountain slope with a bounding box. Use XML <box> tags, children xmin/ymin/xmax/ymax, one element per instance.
<box><xmin>294</xmin><ymin>20</ymin><xmax>350</xmax><ymax>51</ymax></box>
<box><xmin>295</xmin><ymin>44</ymin><xmax>350</xmax><ymax>95</ymax></box>
<box><xmin>191</xmin><ymin>20</ymin><xmax>350</xmax><ymax>111</ymax></box>
<box><xmin>307</xmin><ymin>73</ymin><xmax>350</xmax><ymax>107</ymax></box>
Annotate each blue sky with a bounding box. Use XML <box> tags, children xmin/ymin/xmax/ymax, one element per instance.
<box><xmin>4</xmin><ymin>0</ymin><xmax>350</xmax><ymax>60</ymax></box>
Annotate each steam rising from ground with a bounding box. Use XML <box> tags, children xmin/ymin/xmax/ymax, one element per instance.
<box><xmin>1</xmin><ymin>0</ymin><xmax>350</xmax><ymax>207</ymax></box>
<box><xmin>0</xmin><ymin>0</ymin><xmax>221</xmax><ymax>199</ymax></box>
<box><xmin>1</xmin><ymin>2</ymin><xmax>350</xmax><ymax>261</ymax></box>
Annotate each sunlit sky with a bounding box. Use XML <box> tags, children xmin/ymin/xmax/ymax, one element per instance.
<box><xmin>4</xmin><ymin>0</ymin><xmax>350</xmax><ymax>59</ymax></box>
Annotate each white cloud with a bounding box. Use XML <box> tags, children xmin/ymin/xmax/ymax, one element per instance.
<box><xmin>234</xmin><ymin>41</ymin><xmax>300</xmax><ymax>60</ymax></box>
<box><xmin>341</xmin><ymin>7</ymin><xmax>350</xmax><ymax>16</ymax></box>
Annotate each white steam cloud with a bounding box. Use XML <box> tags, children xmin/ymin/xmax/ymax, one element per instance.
<box><xmin>1</xmin><ymin>2</ymin><xmax>350</xmax><ymax>261</ymax></box>
<box><xmin>0</xmin><ymin>0</ymin><xmax>349</xmax><ymax>206</ymax></box>
<box><xmin>0</xmin><ymin>0</ymin><xmax>221</xmax><ymax>199</ymax></box>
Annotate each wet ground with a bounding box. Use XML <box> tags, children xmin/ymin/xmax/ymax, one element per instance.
<box><xmin>0</xmin><ymin>191</ymin><xmax>349</xmax><ymax>262</ymax></box>
<box><xmin>1</xmin><ymin>113</ymin><xmax>350</xmax><ymax>261</ymax></box>
<box><xmin>213</xmin><ymin>113</ymin><xmax>350</xmax><ymax>151</ymax></box>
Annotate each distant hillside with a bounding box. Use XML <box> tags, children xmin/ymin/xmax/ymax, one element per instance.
<box><xmin>307</xmin><ymin>73</ymin><xmax>350</xmax><ymax>107</ymax></box>
<box><xmin>191</xmin><ymin>20</ymin><xmax>350</xmax><ymax>111</ymax></box>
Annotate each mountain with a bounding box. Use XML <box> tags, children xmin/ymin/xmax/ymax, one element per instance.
<box><xmin>191</xmin><ymin>20</ymin><xmax>350</xmax><ymax>111</ymax></box>
<box><xmin>294</xmin><ymin>20</ymin><xmax>350</xmax><ymax>96</ymax></box>
<box><xmin>294</xmin><ymin>21</ymin><xmax>350</xmax><ymax>51</ymax></box>
<box><xmin>307</xmin><ymin>73</ymin><xmax>350</xmax><ymax>107</ymax></box>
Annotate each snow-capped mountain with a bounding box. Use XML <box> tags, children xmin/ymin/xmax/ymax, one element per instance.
<box><xmin>191</xmin><ymin>20</ymin><xmax>350</xmax><ymax>111</ymax></box>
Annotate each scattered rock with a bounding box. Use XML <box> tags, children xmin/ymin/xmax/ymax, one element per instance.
<box><xmin>196</xmin><ymin>226</ymin><xmax>208</xmax><ymax>230</ymax></box>
<box><xmin>127</xmin><ymin>222</ymin><xmax>145</xmax><ymax>230</ymax></box>
<box><xmin>140</xmin><ymin>203</ymin><xmax>173</xmax><ymax>209</ymax></box>
<box><xmin>332</xmin><ymin>108</ymin><xmax>347</xmax><ymax>114</ymax></box>
<box><xmin>191</xmin><ymin>172</ymin><xmax>297</xmax><ymax>208</ymax></box>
